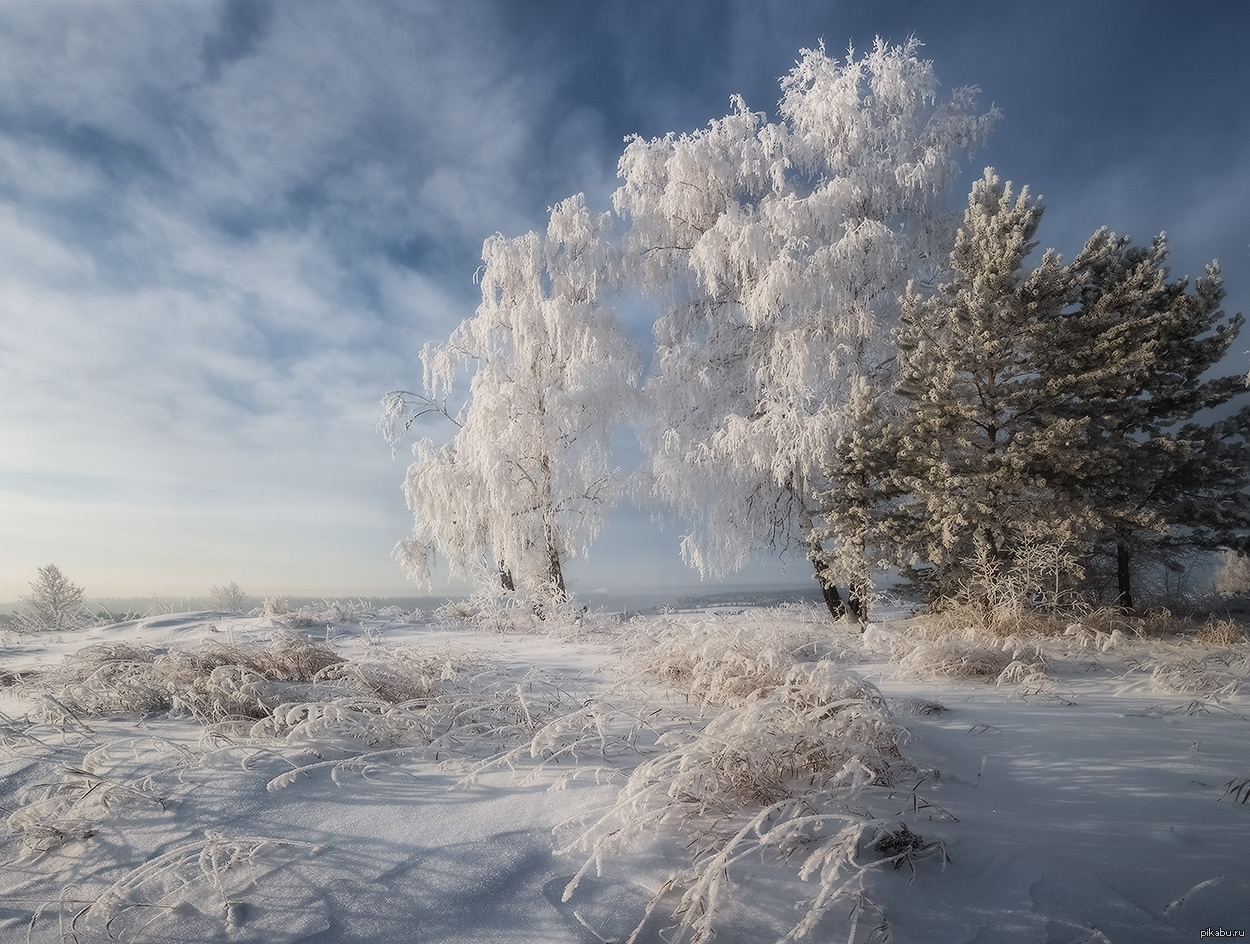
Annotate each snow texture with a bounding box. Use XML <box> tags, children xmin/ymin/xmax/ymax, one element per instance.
<box><xmin>2</xmin><ymin>602</ymin><xmax>1248</xmax><ymax>942</ymax></box>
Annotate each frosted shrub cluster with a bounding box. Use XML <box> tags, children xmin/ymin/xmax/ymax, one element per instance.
<box><xmin>890</xmin><ymin>628</ymin><xmax>1048</xmax><ymax>688</ymax></box>
<box><xmin>19</xmin><ymin>632</ymin><xmax>347</xmax><ymax>726</ymax></box>
<box><xmin>11</xmin><ymin>630</ymin><xmax>576</xmax><ymax>763</ymax></box>
<box><xmin>432</xmin><ymin>578</ymin><xmax>614</xmax><ymax>639</ymax></box>
<box><xmin>627</xmin><ymin>615</ymin><xmax>837</xmax><ymax>703</ymax></box>
<box><xmin>556</xmin><ymin>614</ymin><xmax>927</xmax><ymax>943</ymax></box>
<box><xmin>0</xmin><ymin>622</ymin><xmax>595</xmax><ymax>942</ymax></box>
<box><xmin>1115</xmin><ymin>640</ymin><xmax>1248</xmax><ymax>699</ymax></box>
<box><xmin>259</xmin><ymin>596</ymin><xmax>402</xmax><ymax>627</ymax></box>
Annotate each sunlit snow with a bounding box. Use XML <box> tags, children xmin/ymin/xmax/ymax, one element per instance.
<box><xmin>2</xmin><ymin>599</ymin><xmax>1246</xmax><ymax>942</ymax></box>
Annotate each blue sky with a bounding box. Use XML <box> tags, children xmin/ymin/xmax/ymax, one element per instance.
<box><xmin>1</xmin><ymin>0</ymin><xmax>1247</xmax><ymax>601</ymax></box>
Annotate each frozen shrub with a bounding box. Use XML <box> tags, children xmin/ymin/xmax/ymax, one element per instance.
<box><xmin>260</xmin><ymin>595</ymin><xmax>315</xmax><ymax>626</ymax></box>
<box><xmin>19</xmin><ymin>632</ymin><xmax>346</xmax><ymax>725</ymax></box>
<box><xmin>559</xmin><ymin>615</ymin><xmax>918</xmax><ymax>944</ymax></box>
<box><xmin>627</xmin><ymin>613</ymin><xmax>845</xmax><ymax>706</ymax></box>
<box><xmin>1214</xmin><ymin>550</ymin><xmax>1250</xmax><ymax>597</ymax></box>
<box><xmin>1062</xmin><ymin>623</ymin><xmax>1129</xmax><ymax>652</ymax></box>
<box><xmin>1195</xmin><ymin>617</ymin><xmax>1247</xmax><ymax>647</ymax></box>
<box><xmin>1147</xmin><ymin>659</ymin><xmax>1240</xmax><ymax>697</ymax></box>
<box><xmin>888</xmin><ymin>626</ymin><xmax>1048</xmax><ymax>687</ymax></box>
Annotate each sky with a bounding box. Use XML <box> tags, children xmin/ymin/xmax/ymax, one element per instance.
<box><xmin>1</xmin><ymin>0</ymin><xmax>1248</xmax><ymax>602</ymax></box>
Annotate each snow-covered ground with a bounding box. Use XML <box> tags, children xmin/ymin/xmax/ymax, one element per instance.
<box><xmin>1</xmin><ymin>601</ymin><xmax>1247</xmax><ymax>943</ymax></box>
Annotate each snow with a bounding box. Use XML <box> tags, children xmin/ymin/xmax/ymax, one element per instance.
<box><xmin>2</xmin><ymin>602</ymin><xmax>1247</xmax><ymax>943</ymax></box>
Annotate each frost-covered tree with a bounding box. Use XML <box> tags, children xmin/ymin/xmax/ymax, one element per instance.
<box><xmin>17</xmin><ymin>564</ymin><xmax>89</xmax><ymax>632</ymax></box>
<box><xmin>1052</xmin><ymin>232</ymin><xmax>1250</xmax><ymax>607</ymax></box>
<box><xmin>892</xmin><ymin>169</ymin><xmax>1081</xmax><ymax>600</ymax></box>
<box><xmin>617</xmin><ymin>38</ymin><xmax>997</xmax><ymax>620</ymax></box>
<box><xmin>893</xmin><ymin>177</ymin><xmax>1250</xmax><ymax>609</ymax></box>
<box><xmin>1214</xmin><ymin>549</ymin><xmax>1250</xmax><ymax>596</ymax></box>
<box><xmin>382</xmin><ymin>195</ymin><xmax>639</xmax><ymax>599</ymax></box>
<box><xmin>208</xmin><ymin>581</ymin><xmax>250</xmax><ymax>614</ymax></box>
<box><xmin>817</xmin><ymin>375</ymin><xmax>901</xmax><ymax>619</ymax></box>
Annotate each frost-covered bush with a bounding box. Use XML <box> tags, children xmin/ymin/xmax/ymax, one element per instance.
<box><xmin>1196</xmin><ymin>617</ymin><xmax>1248</xmax><ymax>647</ymax></box>
<box><xmin>881</xmin><ymin>625</ymin><xmax>1049</xmax><ymax>689</ymax></box>
<box><xmin>435</xmin><ymin>582</ymin><xmax>537</xmax><ymax>633</ymax></box>
<box><xmin>1214</xmin><ymin>550</ymin><xmax>1250</xmax><ymax>597</ymax></box>
<box><xmin>17</xmin><ymin>632</ymin><xmax>349</xmax><ymax>725</ymax></box>
<box><xmin>260</xmin><ymin>595</ymin><xmax>313</xmax><ymax>626</ymax></box>
<box><xmin>433</xmin><ymin>579</ymin><xmax>613</xmax><ymax>639</ymax></box>
<box><xmin>627</xmin><ymin>611</ymin><xmax>851</xmax><ymax>705</ymax></box>
<box><xmin>15</xmin><ymin>627</ymin><xmax>583</xmax><ymax>770</ymax></box>
<box><xmin>556</xmin><ymin>613</ymin><xmax>920</xmax><ymax>943</ymax></box>
<box><xmin>1062</xmin><ymin>623</ymin><xmax>1130</xmax><ymax>652</ymax></box>
<box><xmin>1145</xmin><ymin>658</ymin><xmax>1242</xmax><ymax>697</ymax></box>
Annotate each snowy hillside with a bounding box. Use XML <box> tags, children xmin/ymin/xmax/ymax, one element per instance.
<box><xmin>1</xmin><ymin>603</ymin><xmax>1247</xmax><ymax>943</ymax></box>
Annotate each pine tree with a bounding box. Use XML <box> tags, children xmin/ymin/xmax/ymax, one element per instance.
<box><xmin>816</xmin><ymin>375</ymin><xmax>900</xmax><ymax>620</ymax></box>
<box><xmin>17</xmin><ymin>564</ymin><xmax>89</xmax><ymax>632</ymax></box>
<box><xmin>1052</xmin><ymin>232</ymin><xmax>1250</xmax><ymax>607</ymax></box>
<box><xmin>892</xmin><ymin>169</ymin><xmax>1081</xmax><ymax>601</ymax></box>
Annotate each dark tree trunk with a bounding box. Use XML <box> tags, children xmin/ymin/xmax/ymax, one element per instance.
<box><xmin>812</xmin><ymin>555</ymin><xmax>847</xmax><ymax>621</ymax></box>
<box><xmin>798</xmin><ymin>493</ymin><xmax>853</xmax><ymax>623</ymax></box>
<box><xmin>546</xmin><ymin>542</ymin><xmax>566</xmax><ymax>601</ymax></box>
<box><xmin>1116</xmin><ymin>540</ymin><xmax>1134</xmax><ymax>611</ymax></box>
<box><xmin>848</xmin><ymin>579</ymin><xmax>868</xmax><ymax>623</ymax></box>
<box><xmin>499</xmin><ymin>565</ymin><xmax>515</xmax><ymax>593</ymax></box>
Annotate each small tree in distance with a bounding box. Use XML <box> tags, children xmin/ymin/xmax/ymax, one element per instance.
<box><xmin>17</xmin><ymin>564</ymin><xmax>89</xmax><ymax>632</ymax></box>
<box><xmin>208</xmin><ymin>582</ymin><xmax>250</xmax><ymax>614</ymax></box>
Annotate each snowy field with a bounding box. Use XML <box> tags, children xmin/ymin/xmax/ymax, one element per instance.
<box><xmin>1</xmin><ymin>600</ymin><xmax>1248</xmax><ymax>943</ymax></box>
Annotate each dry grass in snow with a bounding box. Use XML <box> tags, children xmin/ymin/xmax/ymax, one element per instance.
<box><xmin>1</xmin><ymin>602</ymin><xmax>1248</xmax><ymax>943</ymax></box>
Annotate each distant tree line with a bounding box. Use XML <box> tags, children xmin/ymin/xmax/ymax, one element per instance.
<box><xmin>383</xmin><ymin>38</ymin><xmax>1250</xmax><ymax>621</ymax></box>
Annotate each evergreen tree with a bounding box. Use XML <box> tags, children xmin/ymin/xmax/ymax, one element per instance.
<box><xmin>892</xmin><ymin>169</ymin><xmax>1081</xmax><ymax>601</ymax></box>
<box><xmin>18</xmin><ymin>564</ymin><xmax>89</xmax><ymax>632</ymax></box>
<box><xmin>816</xmin><ymin>375</ymin><xmax>900</xmax><ymax>620</ymax></box>
<box><xmin>1053</xmin><ymin>232</ymin><xmax>1250</xmax><ymax>606</ymax></box>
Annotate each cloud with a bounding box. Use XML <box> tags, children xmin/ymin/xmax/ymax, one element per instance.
<box><xmin>2</xmin><ymin>0</ymin><xmax>1248</xmax><ymax>600</ymax></box>
<box><xmin>1</xmin><ymin>4</ymin><xmax>717</xmax><ymax>598</ymax></box>
<box><xmin>200</xmin><ymin>0</ymin><xmax>275</xmax><ymax>81</ymax></box>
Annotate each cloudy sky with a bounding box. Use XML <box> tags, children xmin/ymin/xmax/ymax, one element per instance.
<box><xmin>1</xmin><ymin>0</ymin><xmax>1247</xmax><ymax>602</ymax></box>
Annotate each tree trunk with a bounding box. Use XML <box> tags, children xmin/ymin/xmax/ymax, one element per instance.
<box><xmin>798</xmin><ymin>495</ymin><xmax>850</xmax><ymax>623</ymax></box>
<box><xmin>846</xmin><ymin>494</ymin><xmax>871</xmax><ymax>623</ymax></box>
<box><xmin>812</xmin><ymin>556</ymin><xmax>847</xmax><ymax>620</ymax></box>
<box><xmin>538</xmin><ymin>453</ymin><xmax>568</xmax><ymax>603</ymax></box>
<box><xmin>1115</xmin><ymin>539</ymin><xmax>1134</xmax><ymax>611</ymax></box>
<box><xmin>499</xmin><ymin>564</ymin><xmax>515</xmax><ymax>593</ymax></box>
<box><xmin>848</xmin><ymin>579</ymin><xmax>868</xmax><ymax>623</ymax></box>
<box><xmin>546</xmin><ymin>538</ymin><xmax>566</xmax><ymax>600</ymax></box>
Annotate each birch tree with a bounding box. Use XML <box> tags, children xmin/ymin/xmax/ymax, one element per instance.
<box><xmin>616</xmin><ymin>38</ymin><xmax>997</xmax><ymax>620</ymax></box>
<box><xmin>382</xmin><ymin>195</ymin><xmax>638</xmax><ymax>599</ymax></box>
